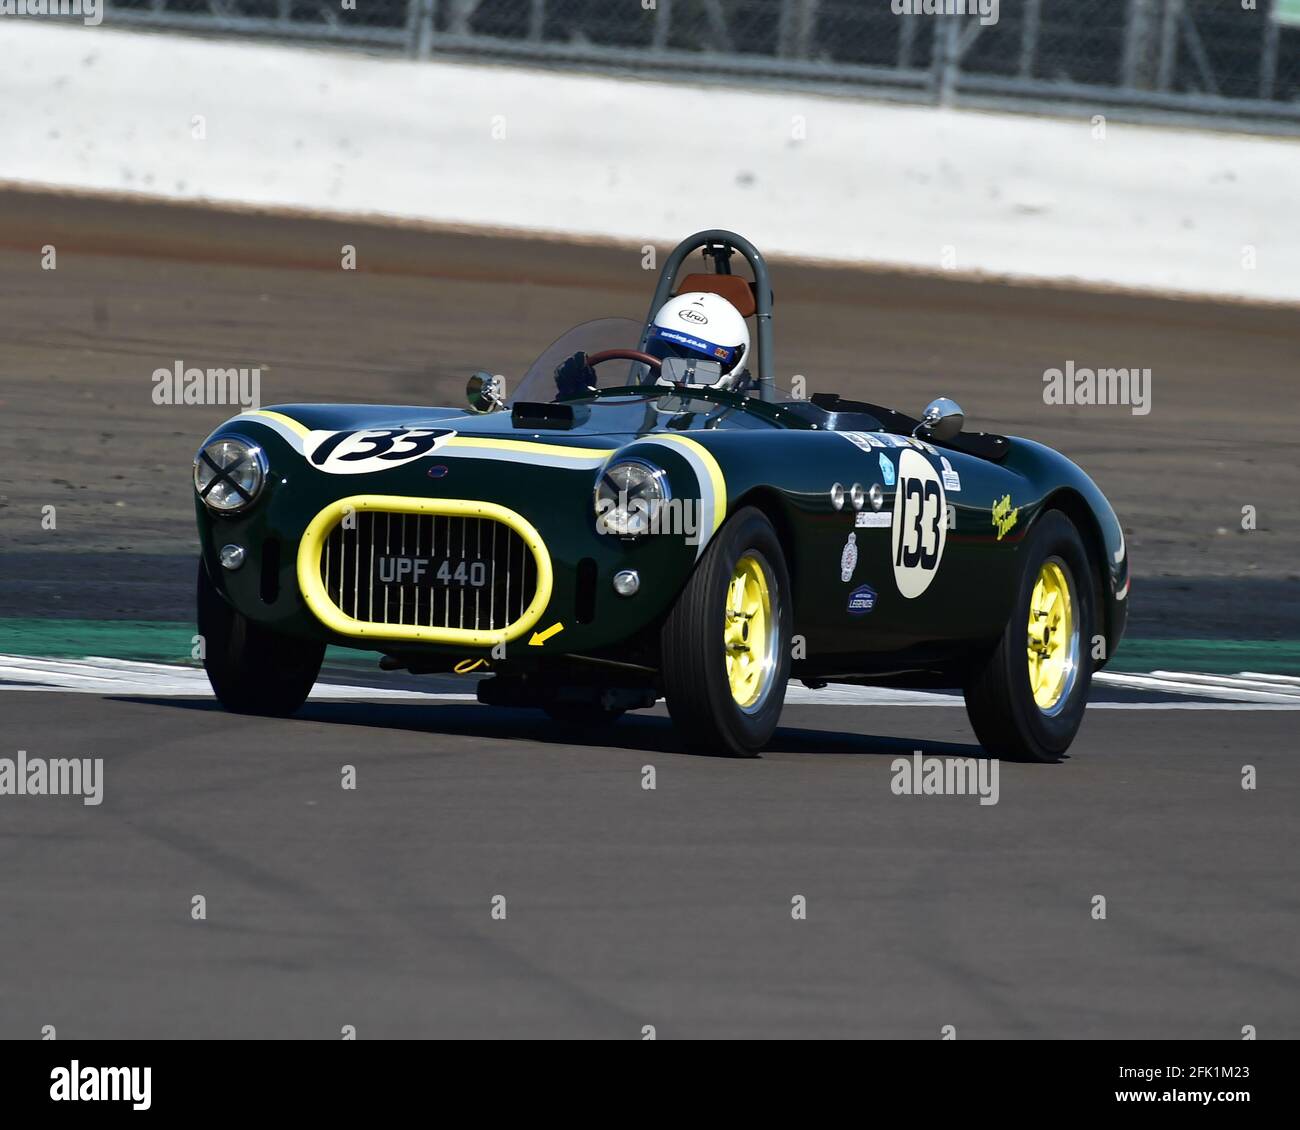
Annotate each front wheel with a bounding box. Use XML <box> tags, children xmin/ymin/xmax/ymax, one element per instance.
<box><xmin>660</xmin><ymin>507</ymin><xmax>792</xmax><ymax>757</ymax></box>
<box><xmin>963</xmin><ymin>509</ymin><xmax>1096</xmax><ymax>762</ymax></box>
<box><xmin>197</xmin><ymin>559</ymin><xmax>324</xmax><ymax>716</ymax></box>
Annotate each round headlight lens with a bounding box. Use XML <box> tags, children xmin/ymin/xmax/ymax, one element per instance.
<box><xmin>194</xmin><ymin>436</ymin><xmax>266</xmax><ymax>512</ymax></box>
<box><xmin>594</xmin><ymin>460</ymin><xmax>669</xmax><ymax>538</ymax></box>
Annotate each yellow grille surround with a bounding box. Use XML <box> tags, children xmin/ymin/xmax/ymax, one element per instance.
<box><xmin>296</xmin><ymin>495</ymin><xmax>553</xmax><ymax>647</ymax></box>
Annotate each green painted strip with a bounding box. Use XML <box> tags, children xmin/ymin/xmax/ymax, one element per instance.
<box><xmin>1108</xmin><ymin>639</ymin><xmax>1300</xmax><ymax>676</ymax></box>
<box><xmin>0</xmin><ymin>619</ymin><xmax>197</xmax><ymax>663</ymax></box>
<box><xmin>1</xmin><ymin>619</ymin><xmax>1297</xmax><ymax>676</ymax></box>
<box><xmin>0</xmin><ymin>619</ymin><xmax>370</xmax><ymax>667</ymax></box>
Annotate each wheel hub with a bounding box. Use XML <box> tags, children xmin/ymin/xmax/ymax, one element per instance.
<box><xmin>724</xmin><ymin>555</ymin><xmax>775</xmax><ymax>710</ymax></box>
<box><xmin>1026</xmin><ymin>558</ymin><xmax>1078</xmax><ymax>712</ymax></box>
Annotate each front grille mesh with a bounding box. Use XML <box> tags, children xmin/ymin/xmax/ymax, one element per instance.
<box><xmin>319</xmin><ymin>511</ymin><xmax>534</xmax><ymax>631</ymax></box>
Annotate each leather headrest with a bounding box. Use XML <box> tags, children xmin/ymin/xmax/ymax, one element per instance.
<box><xmin>674</xmin><ymin>273</ymin><xmax>757</xmax><ymax>318</ymax></box>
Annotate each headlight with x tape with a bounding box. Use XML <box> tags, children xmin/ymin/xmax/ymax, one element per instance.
<box><xmin>193</xmin><ymin>435</ymin><xmax>267</xmax><ymax>513</ymax></box>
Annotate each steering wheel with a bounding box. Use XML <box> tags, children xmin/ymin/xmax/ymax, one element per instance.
<box><xmin>585</xmin><ymin>348</ymin><xmax>662</xmax><ymax>374</ymax></box>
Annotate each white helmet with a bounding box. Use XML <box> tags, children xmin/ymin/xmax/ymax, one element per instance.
<box><xmin>646</xmin><ymin>291</ymin><xmax>750</xmax><ymax>384</ymax></box>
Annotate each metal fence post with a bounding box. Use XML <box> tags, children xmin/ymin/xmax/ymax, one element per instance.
<box><xmin>1018</xmin><ymin>0</ymin><xmax>1042</xmax><ymax>78</ymax></box>
<box><xmin>409</xmin><ymin>0</ymin><xmax>437</xmax><ymax>59</ymax></box>
<box><xmin>777</xmin><ymin>0</ymin><xmax>819</xmax><ymax>60</ymax></box>
<box><xmin>933</xmin><ymin>14</ymin><xmax>961</xmax><ymax>107</ymax></box>
<box><xmin>1261</xmin><ymin>0</ymin><xmax>1282</xmax><ymax>99</ymax></box>
<box><xmin>897</xmin><ymin>10</ymin><xmax>918</xmax><ymax>70</ymax></box>
<box><xmin>652</xmin><ymin>0</ymin><xmax>673</xmax><ymax>52</ymax></box>
<box><xmin>1156</xmin><ymin>0</ymin><xmax>1183</xmax><ymax>92</ymax></box>
<box><xmin>1121</xmin><ymin>0</ymin><xmax>1157</xmax><ymax>88</ymax></box>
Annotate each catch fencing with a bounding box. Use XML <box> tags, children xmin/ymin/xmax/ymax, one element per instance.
<box><xmin>92</xmin><ymin>1</ymin><xmax>1300</xmax><ymax>131</ymax></box>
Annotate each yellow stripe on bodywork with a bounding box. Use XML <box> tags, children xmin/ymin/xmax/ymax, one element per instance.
<box><xmin>296</xmin><ymin>495</ymin><xmax>553</xmax><ymax>648</ymax></box>
<box><xmin>649</xmin><ymin>433</ymin><xmax>727</xmax><ymax>538</ymax></box>
<box><xmin>245</xmin><ymin>409</ymin><xmax>311</xmax><ymax>438</ymax></box>
<box><xmin>444</xmin><ymin>437</ymin><xmax>615</xmax><ymax>461</ymax></box>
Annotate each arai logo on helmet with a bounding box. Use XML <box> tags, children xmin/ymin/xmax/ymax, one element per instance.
<box><xmin>678</xmin><ymin>307</ymin><xmax>709</xmax><ymax>326</ymax></box>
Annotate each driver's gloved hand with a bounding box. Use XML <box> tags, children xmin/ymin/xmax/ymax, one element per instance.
<box><xmin>554</xmin><ymin>351</ymin><xmax>598</xmax><ymax>399</ymax></box>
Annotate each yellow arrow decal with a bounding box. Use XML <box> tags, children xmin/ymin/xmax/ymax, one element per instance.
<box><xmin>528</xmin><ymin>623</ymin><xmax>565</xmax><ymax>647</ymax></box>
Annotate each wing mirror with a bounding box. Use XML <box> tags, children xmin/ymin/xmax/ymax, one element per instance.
<box><xmin>915</xmin><ymin>397</ymin><xmax>964</xmax><ymax>442</ymax></box>
<box><xmin>466</xmin><ymin>371</ymin><xmax>505</xmax><ymax>414</ymax></box>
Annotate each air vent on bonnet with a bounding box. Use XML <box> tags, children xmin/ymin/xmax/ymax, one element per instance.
<box><xmin>511</xmin><ymin>402</ymin><xmax>588</xmax><ymax>429</ymax></box>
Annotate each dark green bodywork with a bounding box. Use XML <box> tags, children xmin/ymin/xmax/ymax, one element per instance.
<box><xmin>195</xmin><ymin>388</ymin><xmax>1128</xmax><ymax>688</ymax></box>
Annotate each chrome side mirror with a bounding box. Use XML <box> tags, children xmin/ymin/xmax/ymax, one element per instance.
<box><xmin>915</xmin><ymin>397</ymin><xmax>964</xmax><ymax>442</ymax></box>
<box><xmin>466</xmin><ymin>371</ymin><xmax>505</xmax><ymax>414</ymax></box>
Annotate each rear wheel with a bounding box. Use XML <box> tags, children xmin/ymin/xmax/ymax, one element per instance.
<box><xmin>197</xmin><ymin>559</ymin><xmax>324</xmax><ymax>716</ymax></box>
<box><xmin>963</xmin><ymin>510</ymin><xmax>1095</xmax><ymax>762</ymax></box>
<box><xmin>660</xmin><ymin>507</ymin><xmax>791</xmax><ymax>756</ymax></box>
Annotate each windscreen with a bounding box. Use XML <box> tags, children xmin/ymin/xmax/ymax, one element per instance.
<box><xmin>508</xmin><ymin>318</ymin><xmax>650</xmax><ymax>404</ymax></box>
<box><xmin>507</xmin><ymin>315</ymin><xmax>797</xmax><ymax>405</ymax></box>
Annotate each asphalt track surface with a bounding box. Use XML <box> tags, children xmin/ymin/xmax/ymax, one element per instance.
<box><xmin>1</xmin><ymin>189</ymin><xmax>1297</xmax><ymax>1038</ymax></box>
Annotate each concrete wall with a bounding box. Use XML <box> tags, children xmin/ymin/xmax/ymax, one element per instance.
<box><xmin>3</xmin><ymin>21</ymin><xmax>1298</xmax><ymax>303</ymax></box>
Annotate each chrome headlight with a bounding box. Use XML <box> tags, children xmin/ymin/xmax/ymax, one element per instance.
<box><xmin>194</xmin><ymin>435</ymin><xmax>266</xmax><ymax>513</ymax></box>
<box><xmin>594</xmin><ymin>459</ymin><xmax>669</xmax><ymax>538</ymax></box>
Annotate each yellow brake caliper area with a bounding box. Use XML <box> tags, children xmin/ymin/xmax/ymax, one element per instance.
<box><xmin>724</xmin><ymin>555</ymin><xmax>772</xmax><ymax>709</ymax></box>
<box><xmin>1027</xmin><ymin>560</ymin><xmax>1074</xmax><ymax>710</ymax></box>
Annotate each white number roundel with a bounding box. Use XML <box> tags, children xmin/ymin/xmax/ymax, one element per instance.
<box><xmin>303</xmin><ymin>427</ymin><xmax>455</xmax><ymax>474</ymax></box>
<box><xmin>889</xmin><ymin>448</ymin><xmax>947</xmax><ymax>598</ymax></box>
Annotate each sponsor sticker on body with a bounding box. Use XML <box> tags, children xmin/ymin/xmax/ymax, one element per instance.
<box><xmin>855</xmin><ymin>511</ymin><xmax>891</xmax><ymax>528</ymax></box>
<box><xmin>840</xmin><ymin>532</ymin><xmax>859</xmax><ymax>582</ymax></box>
<box><xmin>838</xmin><ymin>431</ymin><xmax>884</xmax><ymax>453</ymax></box>
<box><xmin>941</xmin><ymin>456</ymin><xmax>961</xmax><ymax>492</ymax></box>
<box><xmin>847</xmin><ymin>583</ymin><xmax>877</xmax><ymax>615</ymax></box>
<box><xmin>992</xmin><ymin>493</ymin><xmax>1019</xmax><ymax>540</ymax></box>
<box><xmin>879</xmin><ymin>452</ymin><xmax>896</xmax><ymax>486</ymax></box>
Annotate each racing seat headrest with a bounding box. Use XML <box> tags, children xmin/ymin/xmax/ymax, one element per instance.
<box><xmin>674</xmin><ymin>273</ymin><xmax>758</xmax><ymax>319</ymax></box>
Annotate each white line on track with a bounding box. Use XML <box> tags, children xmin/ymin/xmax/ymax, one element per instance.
<box><xmin>1239</xmin><ymin>671</ymin><xmax>1300</xmax><ymax>687</ymax></box>
<box><xmin>1093</xmin><ymin>671</ymin><xmax>1298</xmax><ymax>703</ymax></box>
<box><xmin>1</xmin><ymin>656</ymin><xmax>1298</xmax><ymax>709</ymax></box>
<box><xmin>1148</xmin><ymin>670</ymin><xmax>1300</xmax><ymax>696</ymax></box>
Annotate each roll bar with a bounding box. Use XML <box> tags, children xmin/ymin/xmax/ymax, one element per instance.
<box><xmin>639</xmin><ymin>230</ymin><xmax>777</xmax><ymax>403</ymax></box>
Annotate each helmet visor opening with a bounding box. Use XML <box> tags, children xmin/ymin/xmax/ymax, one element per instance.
<box><xmin>647</xmin><ymin>325</ymin><xmax>740</xmax><ymax>373</ymax></box>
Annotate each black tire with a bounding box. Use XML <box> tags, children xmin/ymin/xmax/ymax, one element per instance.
<box><xmin>963</xmin><ymin>509</ymin><xmax>1096</xmax><ymax>762</ymax></box>
<box><xmin>660</xmin><ymin>507</ymin><xmax>792</xmax><ymax>757</ymax></box>
<box><xmin>197</xmin><ymin>559</ymin><xmax>324</xmax><ymax>716</ymax></box>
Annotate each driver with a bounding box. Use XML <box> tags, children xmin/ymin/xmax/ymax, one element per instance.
<box><xmin>554</xmin><ymin>292</ymin><xmax>751</xmax><ymax>398</ymax></box>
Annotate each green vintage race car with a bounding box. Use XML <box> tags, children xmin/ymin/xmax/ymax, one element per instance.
<box><xmin>193</xmin><ymin>230</ymin><xmax>1128</xmax><ymax>759</ymax></box>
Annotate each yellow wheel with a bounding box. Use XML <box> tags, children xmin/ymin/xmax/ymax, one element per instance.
<box><xmin>724</xmin><ymin>555</ymin><xmax>776</xmax><ymax>711</ymax></box>
<box><xmin>1026</xmin><ymin>557</ymin><xmax>1078</xmax><ymax>713</ymax></box>
<box><xmin>661</xmin><ymin>507</ymin><xmax>791</xmax><ymax>756</ymax></box>
<box><xmin>963</xmin><ymin>512</ymin><xmax>1094</xmax><ymax>762</ymax></box>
